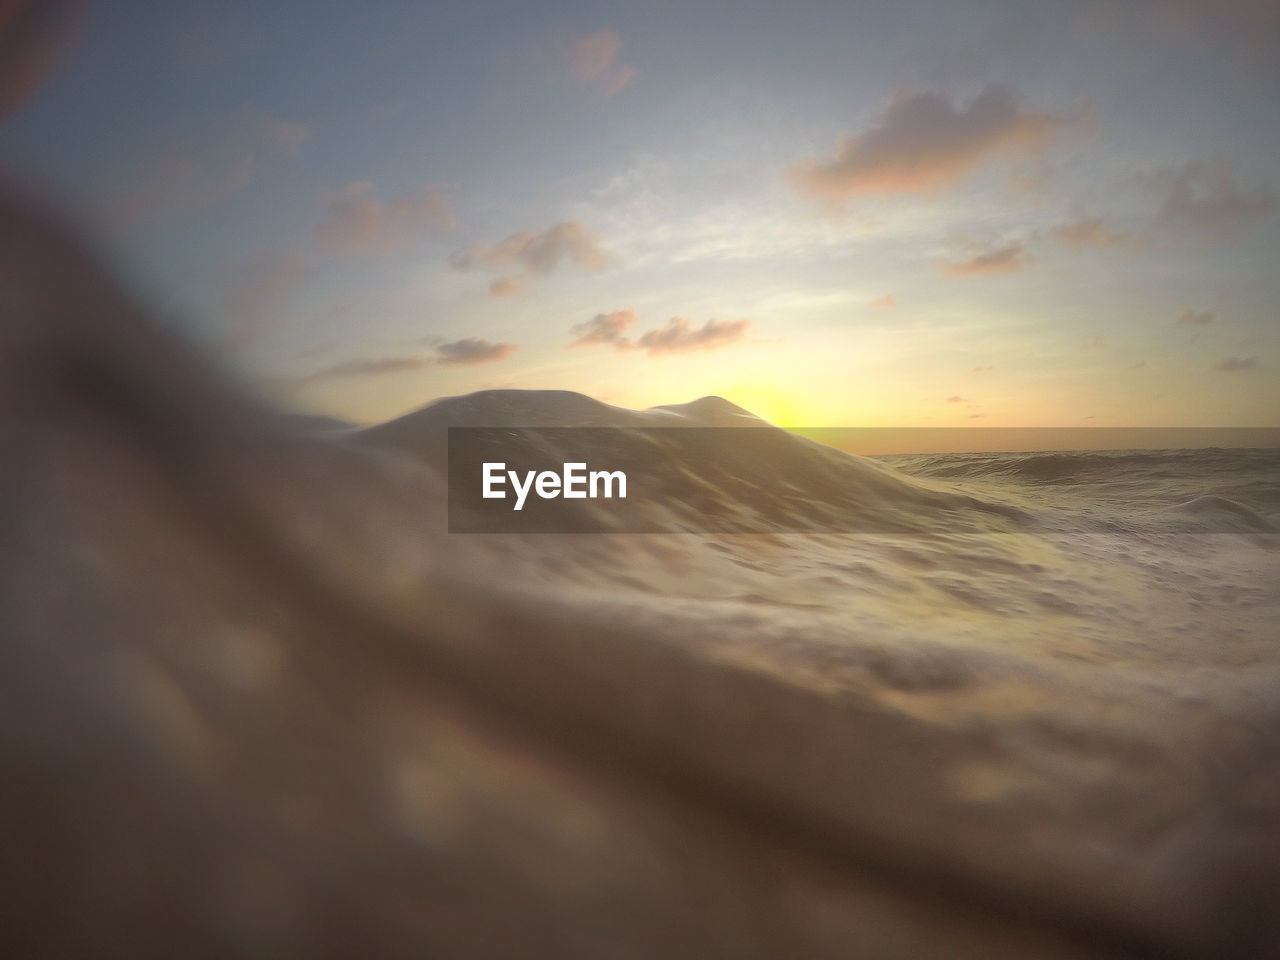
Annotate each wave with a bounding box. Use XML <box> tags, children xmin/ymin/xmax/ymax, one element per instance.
<box><xmin>4</xmin><ymin>185</ymin><xmax>1279</xmax><ymax>958</ymax></box>
<box><xmin>353</xmin><ymin>390</ymin><xmax>1031</xmax><ymax>534</ymax></box>
<box><xmin>897</xmin><ymin>447</ymin><xmax>1280</xmax><ymax>485</ymax></box>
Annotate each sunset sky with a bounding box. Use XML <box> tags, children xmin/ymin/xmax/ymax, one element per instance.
<box><xmin>3</xmin><ymin>0</ymin><xmax>1278</xmax><ymax>427</ymax></box>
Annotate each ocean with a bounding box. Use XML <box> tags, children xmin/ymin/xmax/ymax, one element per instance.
<box><xmin>5</xmin><ymin>180</ymin><xmax>1278</xmax><ymax>956</ymax></box>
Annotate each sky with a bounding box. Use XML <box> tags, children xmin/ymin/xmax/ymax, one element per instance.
<box><xmin>2</xmin><ymin>0</ymin><xmax>1278</xmax><ymax>428</ymax></box>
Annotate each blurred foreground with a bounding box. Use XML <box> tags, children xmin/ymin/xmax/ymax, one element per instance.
<box><xmin>3</xmin><ymin>185</ymin><xmax>1279</xmax><ymax>958</ymax></box>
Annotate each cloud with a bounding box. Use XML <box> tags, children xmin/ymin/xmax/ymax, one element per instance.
<box><xmin>256</xmin><ymin>116</ymin><xmax>310</xmax><ymax>155</ymax></box>
<box><xmin>1138</xmin><ymin>0</ymin><xmax>1280</xmax><ymax>64</ymax></box>
<box><xmin>102</xmin><ymin>114</ymin><xmax>309</xmax><ymax>229</ymax></box>
<box><xmin>636</xmin><ymin>317</ymin><xmax>751</xmax><ymax>356</ymax></box>
<box><xmin>946</xmin><ymin>395</ymin><xmax>966</xmax><ymax>403</ymax></box>
<box><xmin>1177</xmin><ymin>309</ymin><xmax>1215</xmax><ymax>326</ymax></box>
<box><xmin>973</xmin><ymin>365</ymin><xmax>994</xmax><ymax>373</ymax></box>
<box><xmin>565</xmin><ymin>29</ymin><xmax>637</xmax><ymax>96</ymax></box>
<box><xmin>942</xmin><ymin>244</ymin><xmax>1026</xmax><ymax>276</ymax></box>
<box><xmin>435</xmin><ymin>338</ymin><xmax>516</xmax><ymax>365</ymax></box>
<box><xmin>288</xmin><ymin>355</ymin><xmax>434</xmax><ymax>388</ymax></box>
<box><xmin>488</xmin><ymin>276</ymin><xmax>528</xmax><ymax>298</ymax></box>
<box><xmin>167</xmin><ymin>4</ymin><xmax>257</xmax><ymax>75</ymax></box>
<box><xmin>104</xmin><ymin>145</ymin><xmax>257</xmax><ymax>229</ymax></box>
<box><xmin>790</xmin><ymin>84</ymin><xmax>1060</xmax><ymax>200</ymax></box>
<box><xmin>283</xmin><ymin>338</ymin><xmax>516</xmax><ymax>388</ymax></box>
<box><xmin>220</xmin><ymin>251</ymin><xmax>308</xmax><ymax>348</ymax></box>
<box><xmin>869</xmin><ymin>293</ymin><xmax>896</xmax><ymax>309</ymax></box>
<box><xmin>1151</xmin><ymin>160</ymin><xmax>1276</xmax><ymax>239</ymax></box>
<box><xmin>1213</xmin><ymin>356</ymin><xmax>1258</xmax><ymax>372</ymax></box>
<box><xmin>315</xmin><ymin>182</ymin><xmax>455</xmax><ymax>254</ymax></box>
<box><xmin>1051</xmin><ymin>217</ymin><xmax>1133</xmax><ymax>250</ymax></box>
<box><xmin>571</xmin><ymin>310</ymin><xmax>636</xmax><ymax>347</ymax></box>
<box><xmin>569</xmin><ymin>312</ymin><xmax>750</xmax><ymax>356</ymax></box>
<box><xmin>451</xmin><ymin>221</ymin><xmax>612</xmax><ymax>295</ymax></box>
<box><xmin>452</xmin><ymin>221</ymin><xmax>611</xmax><ymax>272</ymax></box>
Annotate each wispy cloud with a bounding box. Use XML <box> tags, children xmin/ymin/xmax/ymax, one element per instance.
<box><xmin>1150</xmin><ymin>159</ymin><xmax>1276</xmax><ymax>239</ymax></box>
<box><xmin>946</xmin><ymin>395</ymin><xmax>966</xmax><ymax>403</ymax></box>
<box><xmin>220</xmin><ymin>251</ymin><xmax>308</xmax><ymax>348</ymax></box>
<box><xmin>288</xmin><ymin>355</ymin><xmax>434</xmax><ymax>388</ymax></box>
<box><xmin>790</xmin><ymin>84</ymin><xmax>1061</xmax><ymax>201</ymax></box>
<box><xmin>1133</xmin><ymin>0</ymin><xmax>1280</xmax><ymax>64</ymax></box>
<box><xmin>488</xmin><ymin>276</ymin><xmax>528</xmax><ymax>298</ymax></box>
<box><xmin>637</xmin><ymin>317</ymin><xmax>751</xmax><ymax>355</ymax></box>
<box><xmin>570</xmin><ymin>311</ymin><xmax>749</xmax><ymax>356</ymax></box>
<box><xmin>255</xmin><ymin>117</ymin><xmax>310</xmax><ymax>155</ymax></box>
<box><xmin>1177</xmin><ymin>309</ymin><xmax>1214</xmax><ymax>326</ymax></box>
<box><xmin>942</xmin><ymin>243</ymin><xmax>1026</xmax><ymax>276</ymax></box>
<box><xmin>435</xmin><ymin>337</ymin><xmax>516</xmax><ymax>365</ymax></box>
<box><xmin>451</xmin><ymin>221</ymin><xmax>612</xmax><ymax>295</ymax></box>
<box><xmin>102</xmin><ymin>114</ymin><xmax>310</xmax><ymax>229</ymax></box>
<box><xmin>869</xmin><ymin>293</ymin><xmax>896</xmax><ymax>309</ymax></box>
<box><xmin>564</xmin><ymin>29</ymin><xmax>637</xmax><ymax>96</ymax></box>
<box><xmin>1051</xmin><ymin>216</ymin><xmax>1133</xmax><ymax>250</ymax></box>
<box><xmin>1213</xmin><ymin>355</ymin><xmax>1258</xmax><ymax>372</ymax></box>
<box><xmin>315</xmin><ymin>182</ymin><xmax>455</xmax><ymax>254</ymax></box>
<box><xmin>284</xmin><ymin>337</ymin><xmax>515</xmax><ymax>388</ymax></box>
<box><xmin>167</xmin><ymin>5</ymin><xmax>257</xmax><ymax>76</ymax></box>
<box><xmin>104</xmin><ymin>145</ymin><xmax>257</xmax><ymax>229</ymax></box>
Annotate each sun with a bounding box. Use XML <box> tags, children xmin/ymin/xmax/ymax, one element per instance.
<box><xmin>720</xmin><ymin>385</ymin><xmax>799</xmax><ymax>428</ymax></box>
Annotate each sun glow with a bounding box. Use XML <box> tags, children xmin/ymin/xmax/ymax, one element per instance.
<box><xmin>721</xmin><ymin>385</ymin><xmax>800</xmax><ymax>428</ymax></box>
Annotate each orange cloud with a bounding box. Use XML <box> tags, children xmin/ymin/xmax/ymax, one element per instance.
<box><xmin>315</xmin><ymin>182</ymin><xmax>455</xmax><ymax>254</ymax></box>
<box><xmin>869</xmin><ymin>293</ymin><xmax>896</xmax><ymax>309</ymax></box>
<box><xmin>791</xmin><ymin>85</ymin><xmax>1060</xmax><ymax>200</ymax></box>
<box><xmin>942</xmin><ymin>244</ymin><xmax>1026</xmax><ymax>276</ymax></box>
<box><xmin>569</xmin><ymin>312</ymin><xmax>750</xmax><ymax>356</ymax></box>
<box><xmin>488</xmin><ymin>276</ymin><xmax>528</xmax><ymax>298</ymax></box>
<box><xmin>571</xmin><ymin>309</ymin><xmax>636</xmax><ymax>347</ymax></box>
<box><xmin>637</xmin><ymin>317</ymin><xmax>751</xmax><ymax>355</ymax></box>
<box><xmin>566</xmin><ymin>29</ymin><xmax>636</xmax><ymax>96</ymax></box>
